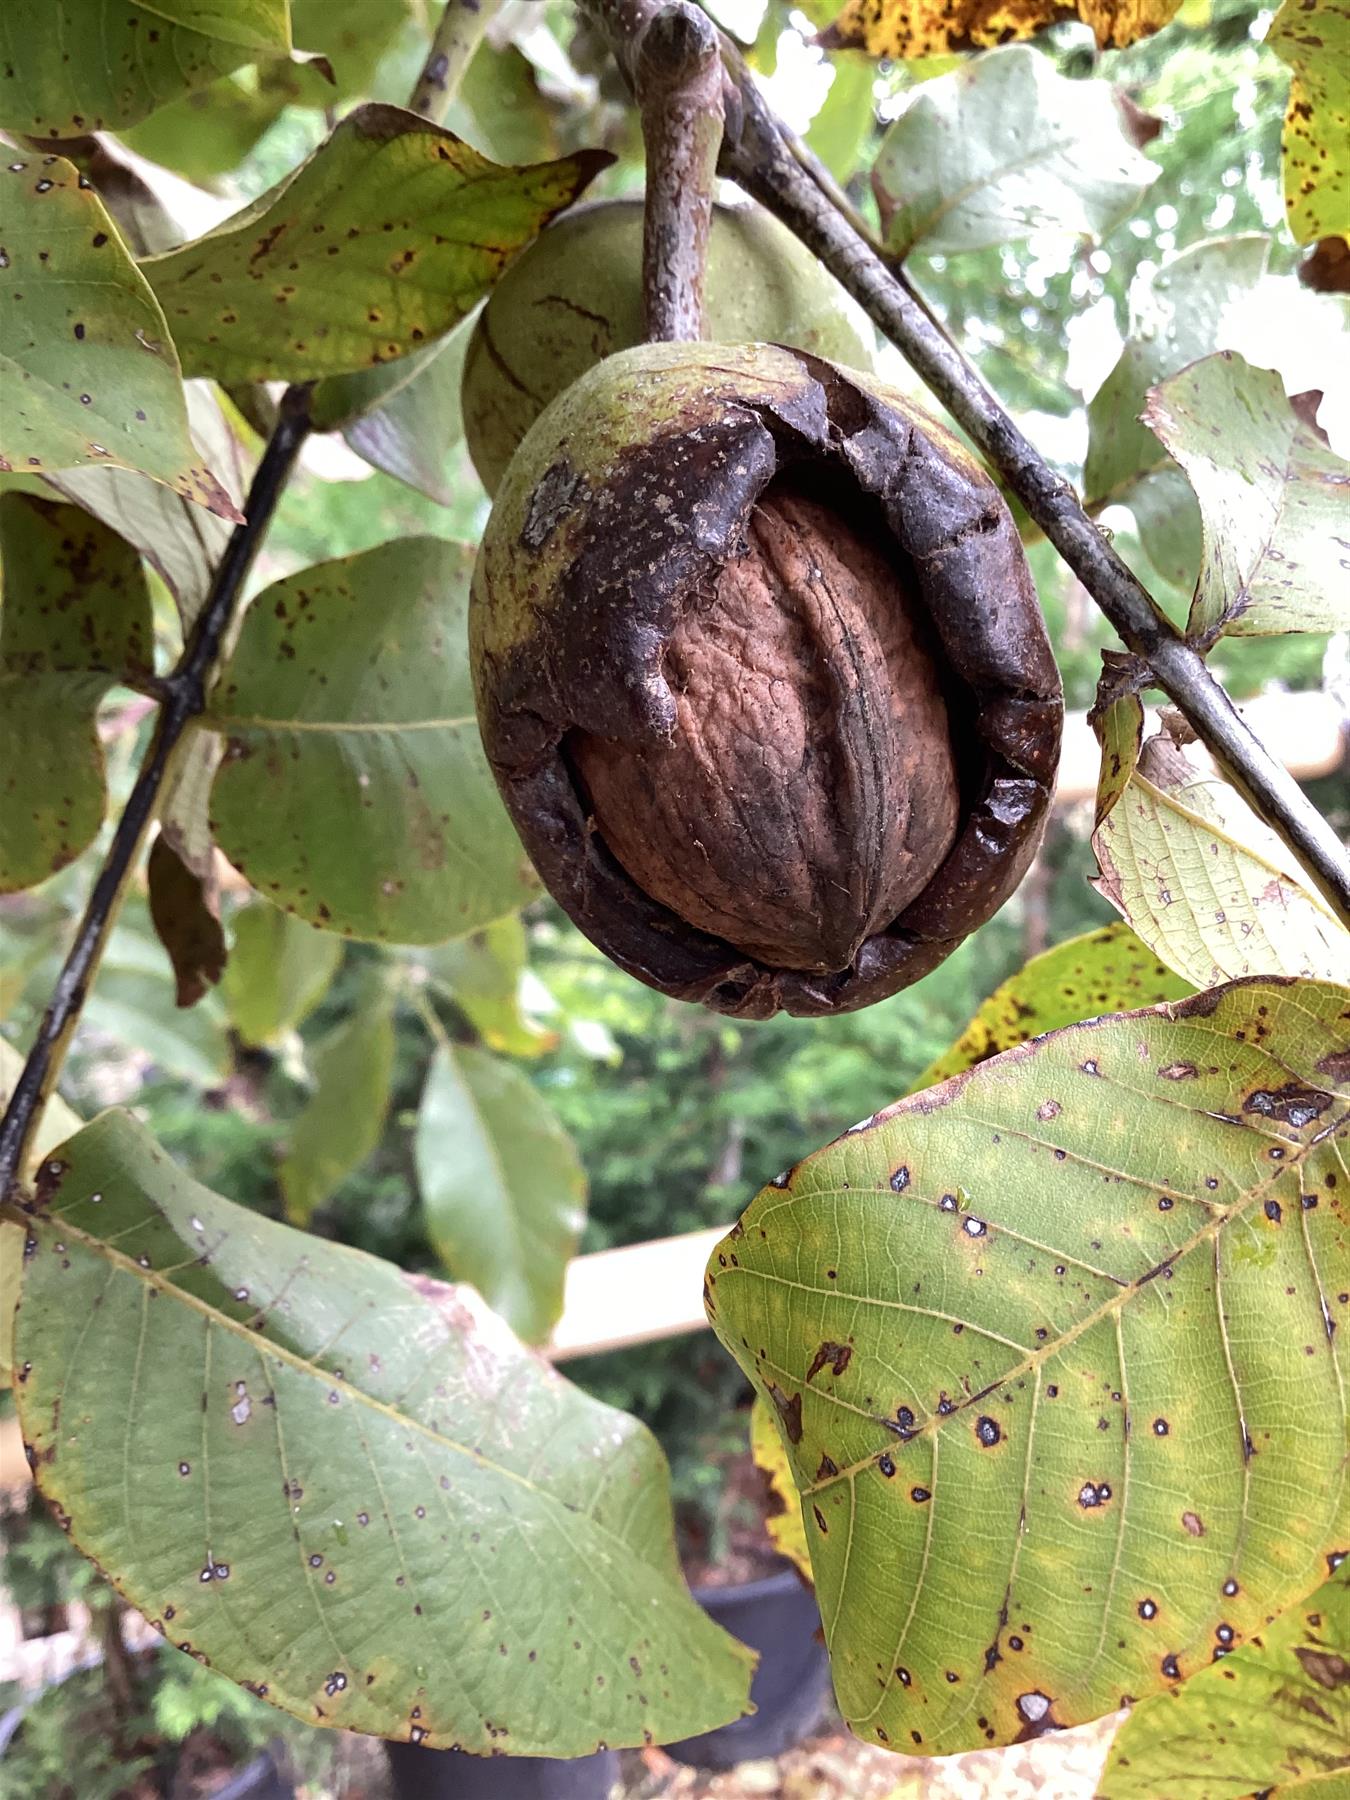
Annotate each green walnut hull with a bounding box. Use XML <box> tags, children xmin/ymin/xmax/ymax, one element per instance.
<box><xmin>461</xmin><ymin>197</ymin><xmax>875</xmax><ymax>496</ymax></box>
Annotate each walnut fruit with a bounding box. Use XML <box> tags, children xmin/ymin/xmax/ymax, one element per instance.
<box><xmin>471</xmin><ymin>342</ymin><xmax>1062</xmax><ymax>1018</ymax></box>
<box><xmin>461</xmin><ymin>198</ymin><xmax>874</xmax><ymax>497</ymax></box>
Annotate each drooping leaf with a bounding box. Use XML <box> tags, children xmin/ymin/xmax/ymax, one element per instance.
<box><xmin>749</xmin><ymin>1394</ymin><xmax>812</xmax><ymax>1581</ymax></box>
<box><xmin>1142</xmin><ymin>351</ymin><xmax>1350</xmax><ymax>643</ymax></box>
<box><xmin>221</xmin><ymin>899</ymin><xmax>343</xmax><ymax>1049</ymax></box>
<box><xmin>914</xmin><ymin>924</ymin><xmax>1192</xmax><ymax>1091</ymax></box>
<box><xmin>46</xmin><ymin>383</ymin><xmax>248</xmax><ymax>631</ymax></box>
<box><xmin>207</xmin><ymin>537</ymin><xmax>539</xmax><ymax>945</ymax></box>
<box><xmin>147</xmin><ymin>832</ymin><xmax>226</xmax><ymax>1009</ymax></box>
<box><xmin>419</xmin><ymin>916</ymin><xmax>558</xmax><ymax>1058</ymax></box>
<box><xmin>0</xmin><ymin>0</ymin><xmax>292</xmax><ymax>137</ymax></box>
<box><xmin>140</xmin><ymin>105</ymin><xmax>610</xmax><ymax>384</ymax></box>
<box><xmin>1268</xmin><ymin>0</ymin><xmax>1350</xmax><ymax>244</ymax></box>
<box><xmin>0</xmin><ymin>157</ymin><xmax>239</xmax><ymax>515</ymax></box>
<box><xmin>0</xmin><ymin>492</ymin><xmax>154</xmax><ymax>893</ymax></box>
<box><xmin>279</xmin><ymin>979</ymin><xmax>396</xmax><ymax>1226</ymax></box>
<box><xmin>14</xmin><ymin>1110</ymin><xmax>753</xmax><ymax>1749</ymax></box>
<box><xmin>0</xmin><ymin>1042</ymin><xmax>82</xmax><ymax>1387</ymax></box>
<box><xmin>1100</xmin><ymin>1563</ymin><xmax>1350</xmax><ymax>1798</ymax></box>
<box><xmin>159</xmin><ymin>731</ymin><xmax>224</xmax><ymax>885</ymax></box>
<box><xmin>706</xmin><ymin>978</ymin><xmax>1350</xmax><ymax>1757</ymax></box>
<box><xmin>415</xmin><ymin>1041</ymin><xmax>585</xmax><ymax>1345</ymax></box>
<box><xmin>818</xmin><ymin>0</ymin><xmax>1182</xmax><ymax>58</ymax></box>
<box><xmin>873</xmin><ymin>47</ymin><xmax>1157</xmax><ymax>260</ymax></box>
<box><xmin>1091</xmin><ymin>727</ymin><xmax>1350</xmax><ymax>990</ymax></box>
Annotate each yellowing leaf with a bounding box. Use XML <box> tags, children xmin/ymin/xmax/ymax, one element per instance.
<box><xmin>750</xmin><ymin>1394</ymin><xmax>812</xmax><ymax>1580</ymax></box>
<box><xmin>1100</xmin><ymin>1564</ymin><xmax>1350</xmax><ymax>1798</ymax></box>
<box><xmin>914</xmin><ymin>924</ymin><xmax>1192</xmax><ymax>1091</ymax></box>
<box><xmin>820</xmin><ymin>0</ymin><xmax>1181</xmax><ymax>59</ymax></box>
<box><xmin>1269</xmin><ymin>0</ymin><xmax>1350</xmax><ymax>244</ymax></box>
<box><xmin>141</xmin><ymin>105</ymin><xmax>611</xmax><ymax>384</ymax></box>
<box><xmin>1091</xmin><ymin>728</ymin><xmax>1350</xmax><ymax>991</ymax></box>
<box><xmin>706</xmin><ymin>978</ymin><xmax>1350</xmax><ymax>1756</ymax></box>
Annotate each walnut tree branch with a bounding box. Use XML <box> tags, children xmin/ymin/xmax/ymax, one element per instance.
<box><xmin>635</xmin><ymin>2</ymin><xmax>724</xmax><ymax>341</ymax></box>
<box><xmin>0</xmin><ymin>393</ymin><xmax>311</xmax><ymax>1197</ymax></box>
<box><xmin>577</xmin><ymin>0</ymin><xmax>1350</xmax><ymax>928</ymax></box>
<box><xmin>411</xmin><ymin>0</ymin><xmax>506</xmax><ymax>124</ymax></box>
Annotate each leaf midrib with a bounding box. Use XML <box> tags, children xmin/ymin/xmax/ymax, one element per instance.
<box><xmin>749</xmin><ymin>1099</ymin><xmax>1350</xmax><ymax>1495</ymax></box>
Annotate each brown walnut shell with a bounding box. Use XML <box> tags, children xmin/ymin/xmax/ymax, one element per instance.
<box><xmin>470</xmin><ymin>342</ymin><xmax>1063</xmax><ymax>1019</ymax></box>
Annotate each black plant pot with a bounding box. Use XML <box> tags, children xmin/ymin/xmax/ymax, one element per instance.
<box><xmin>385</xmin><ymin>1741</ymin><xmax>620</xmax><ymax>1799</ymax></box>
<box><xmin>664</xmin><ymin>1568</ymin><xmax>832</xmax><ymax>1770</ymax></box>
<box><xmin>209</xmin><ymin>1749</ymin><xmax>297</xmax><ymax>1800</ymax></box>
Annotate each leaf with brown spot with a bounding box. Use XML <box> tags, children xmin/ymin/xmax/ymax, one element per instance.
<box><xmin>1100</xmin><ymin>1562</ymin><xmax>1350</xmax><ymax>1796</ymax></box>
<box><xmin>1269</xmin><ymin>0</ymin><xmax>1350</xmax><ymax>245</ymax></box>
<box><xmin>708</xmin><ymin>979</ymin><xmax>1350</xmax><ymax>1755</ymax></box>
<box><xmin>819</xmin><ymin>0</ymin><xmax>1180</xmax><ymax>58</ymax></box>
<box><xmin>207</xmin><ymin>537</ymin><xmax>540</xmax><ymax>945</ymax></box>
<box><xmin>140</xmin><ymin>105</ymin><xmax>611</xmax><ymax>384</ymax></box>
<box><xmin>14</xmin><ymin>1110</ymin><xmax>753</xmax><ymax>1749</ymax></box>
<box><xmin>750</xmin><ymin>1394</ymin><xmax>813</xmax><ymax>1582</ymax></box>
<box><xmin>147</xmin><ymin>831</ymin><xmax>226</xmax><ymax>1009</ymax></box>
<box><xmin>0</xmin><ymin>0</ymin><xmax>292</xmax><ymax>138</ymax></box>
<box><xmin>0</xmin><ymin>159</ymin><xmax>239</xmax><ymax>515</ymax></box>
<box><xmin>0</xmin><ymin>492</ymin><xmax>154</xmax><ymax>892</ymax></box>
<box><xmin>914</xmin><ymin>922</ymin><xmax>1190</xmax><ymax>1092</ymax></box>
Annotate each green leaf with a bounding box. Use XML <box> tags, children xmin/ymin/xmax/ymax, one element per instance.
<box><xmin>1142</xmin><ymin>351</ymin><xmax>1350</xmax><ymax>643</ymax></box>
<box><xmin>207</xmin><ymin>537</ymin><xmax>539</xmax><ymax>944</ymax></box>
<box><xmin>806</xmin><ymin>54</ymin><xmax>876</xmax><ymax>187</ymax></box>
<box><xmin>82</xmin><ymin>920</ymin><xmax>230</xmax><ymax>1083</ymax></box>
<box><xmin>707</xmin><ymin>978</ymin><xmax>1350</xmax><ymax>1757</ymax></box>
<box><xmin>874</xmin><ymin>46</ymin><xmax>1157</xmax><ymax>259</ymax></box>
<box><xmin>1100</xmin><ymin>1564</ymin><xmax>1350</xmax><ymax>1798</ymax></box>
<box><xmin>279</xmin><ymin>978</ymin><xmax>396</xmax><ymax>1225</ymax></box>
<box><xmin>1268</xmin><ymin>0</ymin><xmax>1350</xmax><ymax>244</ymax></box>
<box><xmin>14</xmin><ymin>1110</ymin><xmax>753</xmax><ymax>1750</ymax></box>
<box><xmin>914</xmin><ymin>924</ymin><xmax>1193</xmax><ymax>1090</ymax></box>
<box><xmin>418</xmin><ymin>916</ymin><xmax>557</xmax><ymax>1058</ymax></box>
<box><xmin>415</xmin><ymin>1041</ymin><xmax>585</xmax><ymax>1344</ymax></box>
<box><xmin>0</xmin><ymin>0</ymin><xmax>291</xmax><ymax>138</ymax></box>
<box><xmin>0</xmin><ymin>157</ymin><xmax>240</xmax><ymax>515</ymax></box>
<box><xmin>0</xmin><ymin>492</ymin><xmax>153</xmax><ymax>893</ymax></box>
<box><xmin>221</xmin><ymin>899</ymin><xmax>343</xmax><ymax>1048</ymax></box>
<box><xmin>288</xmin><ymin>0</ymin><xmax>413</xmax><ymax>103</ymax></box>
<box><xmin>0</xmin><ymin>1042</ymin><xmax>82</xmax><ymax>1387</ymax></box>
<box><xmin>140</xmin><ymin>105</ymin><xmax>611</xmax><ymax>384</ymax></box>
<box><xmin>1092</xmin><ymin>727</ymin><xmax>1350</xmax><ymax>990</ymax></box>
<box><xmin>1084</xmin><ymin>236</ymin><xmax>1272</xmax><ymax>585</ymax></box>
<box><xmin>312</xmin><ymin>317</ymin><xmax>471</xmax><ymax>505</ymax></box>
<box><xmin>450</xmin><ymin>43</ymin><xmax>562</xmax><ymax>166</ymax></box>
<box><xmin>119</xmin><ymin>74</ymin><xmax>291</xmax><ymax>189</ymax></box>
<box><xmin>46</xmin><ymin>383</ymin><xmax>247</xmax><ymax>631</ymax></box>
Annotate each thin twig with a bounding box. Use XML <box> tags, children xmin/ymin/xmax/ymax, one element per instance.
<box><xmin>577</xmin><ymin>0</ymin><xmax>1350</xmax><ymax>928</ymax></box>
<box><xmin>411</xmin><ymin>0</ymin><xmax>507</xmax><ymax>123</ymax></box>
<box><xmin>0</xmin><ymin>396</ymin><xmax>310</xmax><ymax>1196</ymax></box>
<box><xmin>634</xmin><ymin>2</ymin><xmax>724</xmax><ymax>341</ymax></box>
